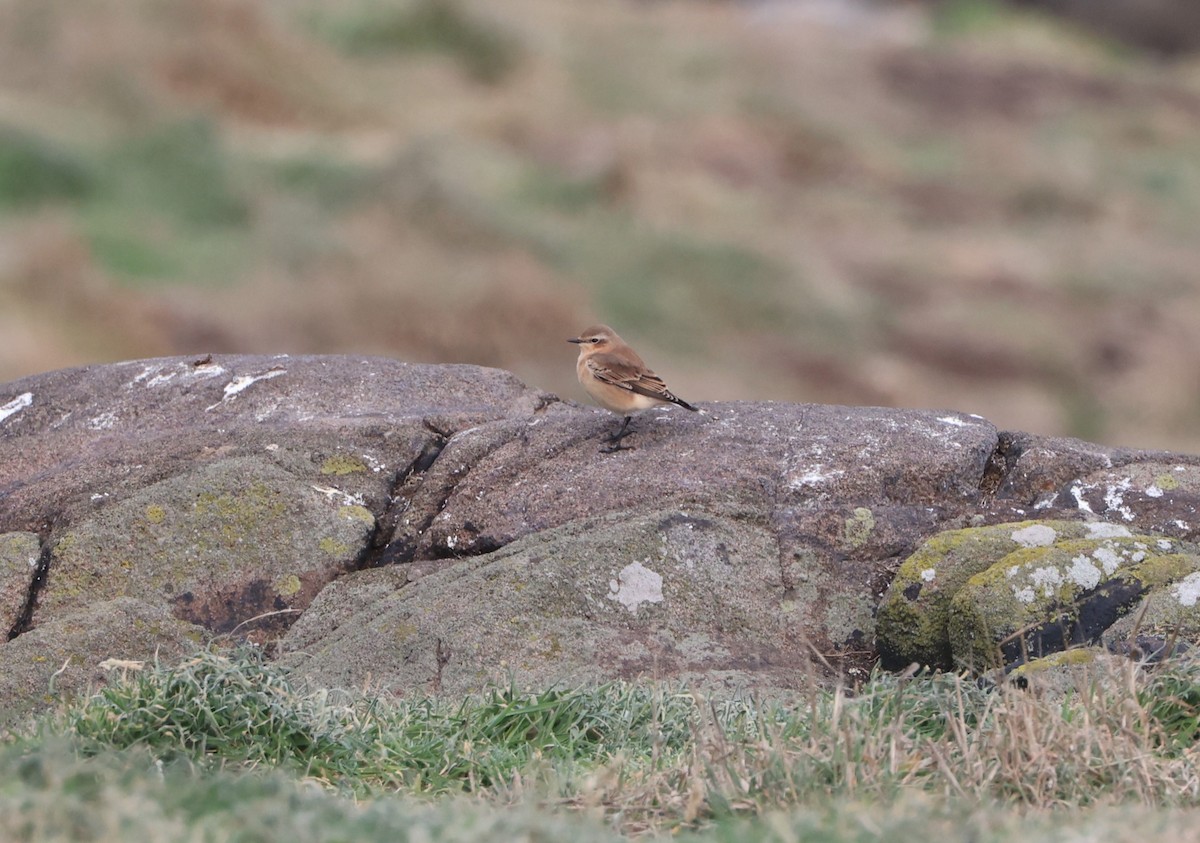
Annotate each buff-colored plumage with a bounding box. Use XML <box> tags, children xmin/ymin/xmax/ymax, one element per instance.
<box><xmin>568</xmin><ymin>325</ymin><xmax>697</xmax><ymax>451</ymax></box>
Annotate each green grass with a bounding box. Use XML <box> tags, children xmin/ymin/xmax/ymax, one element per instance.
<box><xmin>316</xmin><ymin>0</ymin><xmax>521</xmax><ymax>84</ymax></box>
<box><xmin>0</xmin><ymin>742</ymin><xmax>626</xmax><ymax>843</ymax></box>
<box><xmin>0</xmin><ymin>125</ymin><xmax>94</xmax><ymax>209</ymax></box>
<box><xmin>268</xmin><ymin>155</ymin><xmax>376</xmax><ymax>211</ymax></box>
<box><xmin>82</xmin><ymin>119</ymin><xmax>250</xmax><ymax>282</ymax></box>
<box><xmin>5</xmin><ymin>647</ymin><xmax>1200</xmax><ymax>839</ymax></box>
<box><xmin>57</xmin><ymin>648</ymin><xmax>708</xmax><ymax>793</ymax></box>
<box><xmin>930</xmin><ymin>0</ymin><xmax>1014</xmax><ymax>37</ymax></box>
<box><xmin>0</xmin><ymin>117</ymin><xmax>254</xmax><ymax>283</ymax></box>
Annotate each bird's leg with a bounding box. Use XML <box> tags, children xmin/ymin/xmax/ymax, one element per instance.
<box><xmin>600</xmin><ymin>415</ymin><xmax>634</xmax><ymax>453</ymax></box>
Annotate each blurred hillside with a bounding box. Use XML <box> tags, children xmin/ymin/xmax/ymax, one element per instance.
<box><xmin>1</xmin><ymin>0</ymin><xmax>1198</xmax><ymax>451</ymax></box>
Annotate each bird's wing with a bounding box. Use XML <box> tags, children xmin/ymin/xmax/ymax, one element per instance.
<box><xmin>586</xmin><ymin>354</ymin><xmax>697</xmax><ymax>410</ymax></box>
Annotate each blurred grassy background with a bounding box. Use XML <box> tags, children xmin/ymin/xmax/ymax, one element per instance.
<box><xmin>0</xmin><ymin>0</ymin><xmax>1198</xmax><ymax>451</ymax></box>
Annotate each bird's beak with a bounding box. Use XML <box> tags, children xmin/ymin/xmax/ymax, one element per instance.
<box><xmin>567</xmin><ymin>337</ymin><xmax>584</xmax><ymax>344</ymax></box>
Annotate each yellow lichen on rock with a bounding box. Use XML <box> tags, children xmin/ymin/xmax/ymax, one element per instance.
<box><xmin>320</xmin><ymin>455</ymin><xmax>368</xmax><ymax>475</ymax></box>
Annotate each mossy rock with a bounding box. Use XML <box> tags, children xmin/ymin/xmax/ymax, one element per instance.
<box><xmin>1102</xmin><ymin>571</ymin><xmax>1200</xmax><ymax>659</ymax></box>
<box><xmin>1008</xmin><ymin>647</ymin><xmax>1100</xmax><ymax>676</ymax></box>
<box><xmin>1004</xmin><ymin>648</ymin><xmax>1138</xmax><ymax>697</ymax></box>
<box><xmin>40</xmin><ymin>456</ymin><xmax>375</xmax><ymax>636</ymax></box>
<box><xmin>876</xmin><ymin>519</ymin><xmax>1105</xmax><ymax>670</ymax></box>
<box><xmin>0</xmin><ymin>532</ymin><xmax>40</xmax><ymax>632</ymax></box>
<box><xmin>948</xmin><ymin>535</ymin><xmax>1200</xmax><ymax>672</ymax></box>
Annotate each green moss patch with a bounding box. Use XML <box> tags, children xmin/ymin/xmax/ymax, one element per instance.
<box><xmin>948</xmin><ymin>536</ymin><xmax>1200</xmax><ymax>671</ymax></box>
<box><xmin>876</xmin><ymin>520</ymin><xmax>1094</xmax><ymax>670</ymax></box>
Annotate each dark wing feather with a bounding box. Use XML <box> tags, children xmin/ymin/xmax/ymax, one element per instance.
<box><xmin>586</xmin><ymin>355</ymin><xmax>697</xmax><ymax>411</ymax></box>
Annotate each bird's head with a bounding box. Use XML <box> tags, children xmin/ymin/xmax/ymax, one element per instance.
<box><xmin>567</xmin><ymin>325</ymin><xmax>618</xmax><ymax>353</ymax></box>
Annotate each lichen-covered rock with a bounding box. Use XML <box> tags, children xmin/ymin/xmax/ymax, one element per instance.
<box><xmin>948</xmin><ymin>535</ymin><xmax>1200</xmax><ymax>671</ymax></box>
<box><xmin>40</xmin><ymin>456</ymin><xmax>375</xmax><ymax>639</ymax></box>
<box><xmin>0</xmin><ymin>532</ymin><xmax>39</xmax><ymax>634</ymax></box>
<box><xmin>282</xmin><ymin>509</ymin><xmax>825</xmax><ymax>696</ymax></box>
<box><xmin>383</xmin><ymin>402</ymin><xmax>1000</xmax><ymax>562</ymax></box>
<box><xmin>1004</xmin><ymin>649</ymin><xmax>1134</xmax><ymax>697</ymax></box>
<box><xmin>876</xmin><ymin>519</ymin><xmax>1117</xmax><ymax>670</ymax></box>
<box><xmin>1102</xmin><ymin>571</ymin><xmax>1200</xmax><ymax>659</ymax></box>
<box><xmin>0</xmin><ymin>598</ymin><xmax>204</xmax><ymax>725</ymax></box>
<box><xmin>0</xmin><ymin>354</ymin><xmax>546</xmax><ymax>534</ymax></box>
<box><xmin>4</xmin><ymin>354</ymin><xmax>1200</xmax><ymax>717</ymax></box>
<box><xmin>1049</xmin><ymin>461</ymin><xmax>1200</xmax><ymax>540</ymax></box>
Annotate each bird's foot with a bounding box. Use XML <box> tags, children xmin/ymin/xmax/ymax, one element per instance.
<box><xmin>599</xmin><ymin>441</ymin><xmax>634</xmax><ymax>454</ymax></box>
<box><xmin>599</xmin><ymin>416</ymin><xmax>634</xmax><ymax>453</ymax></box>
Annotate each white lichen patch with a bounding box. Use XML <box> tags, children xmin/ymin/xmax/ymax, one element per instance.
<box><xmin>0</xmin><ymin>392</ymin><xmax>33</xmax><ymax>424</ymax></box>
<box><xmin>1086</xmin><ymin>522</ymin><xmax>1132</xmax><ymax>539</ymax></box>
<box><xmin>206</xmin><ymin>368</ymin><xmax>286</xmax><ymax>411</ymax></box>
<box><xmin>787</xmin><ymin>464</ymin><xmax>846</xmax><ymax>489</ymax></box>
<box><xmin>1091</xmin><ymin>545</ymin><xmax>1123</xmax><ymax>576</ymax></box>
<box><xmin>145</xmin><ymin>373</ymin><xmax>177</xmax><ymax>387</ymax></box>
<box><xmin>1104</xmin><ymin>478</ymin><xmax>1134</xmax><ymax>521</ymax></box>
<box><xmin>1067</xmin><ymin>555</ymin><xmax>1102</xmax><ymax>590</ymax></box>
<box><xmin>607</xmin><ymin>561</ymin><xmax>664</xmax><ymax>613</ymax></box>
<box><xmin>130</xmin><ymin>364</ymin><xmax>163</xmax><ymax>384</ymax></box>
<box><xmin>920</xmin><ymin>568</ymin><xmax>936</xmax><ymax>582</ymax></box>
<box><xmin>1172</xmin><ymin>572</ymin><xmax>1200</xmax><ymax>608</ymax></box>
<box><xmin>1070</xmin><ymin>483</ymin><xmax>1094</xmax><ymax>514</ymax></box>
<box><xmin>1029</xmin><ymin>566</ymin><xmax>1064</xmax><ymax>596</ymax></box>
<box><xmin>132</xmin><ymin>361</ymin><xmax>225</xmax><ymax>388</ymax></box>
<box><xmin>1011</xmin><ymin>524</ymin><xmax>1058</xmax><ymax>548</ymax></box>
<box><xmin>87</xmin><ymin>411</ymin><xmax>119</xmax><ymax>430</ymax></box>
<box><xmin>310</xmin><ymin>485</ymin><xmax>366</xmax><ymax>507</ymax></box>
<box><xmin>189</xmin><ymin>363</ymin><xmax>227</xmax><ymax>380</ymax></box>
<box><xmin>1145</xmin><ymin>485</ymin><xmax>1164</xmax><ymax>498</ymax></box>
<box><xmin>1158</xmin><ymin>539</ymin><xmax>1175</xmax><ymax>551</ymax></box>
<box><xmin>1013</xmin><ymin>586</ymin><xmax>1036</xmax><ymax>604</ymax></box>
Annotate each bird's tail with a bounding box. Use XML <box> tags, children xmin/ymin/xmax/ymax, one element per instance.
<box><xmin>666</xmin><ymin>392</ymin><xmax>698</xmax><ymax>412</ymax></box>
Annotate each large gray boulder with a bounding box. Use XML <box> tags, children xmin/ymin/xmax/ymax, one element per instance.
<box><xmin>0</xmin><ymin>354</ymin><xmax>546</xmax><ymax>535</ymax></box>
<box><xmin>282</xmin><ymin>510</ymin><xmax>800</xmax><ymax>696</ymax></box>
<box><xmin>0</xmin><ymin>355</ymin><xmax>546</xmax><ymax>713</ymax></box>
<box><xmin>2</xmin><ymin>355</ymin><xmax>1199</xmax><ymax>717</ymax></box>
<box><xmin>40</xmin><ymin>456</ymin><xmax>376</xmax><ymax>638</ymax></box>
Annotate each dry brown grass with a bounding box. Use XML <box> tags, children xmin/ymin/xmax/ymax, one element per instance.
<box><xmin>1</xmin><ymin>0</ymin><xmax>1199</xmax><ymax>451</ymax></box>
<box><xmin>37</xmin><ymin>648</ymin><xmax>1200</xmax><ymax>840</ymax></box>
<box><xmin>563</xmin><ymin>656</ymin><xmax>1200</xmax><ymax>833</ymax></box>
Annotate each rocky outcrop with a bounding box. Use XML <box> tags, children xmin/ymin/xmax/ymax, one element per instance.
<box><xmin>878</xmin><ymin>520</ymin><xmax>1200</xmax><ymax>672</ymax></box>
<box><xmin>2</xmin><ymin>355</ymin><xmax>1199</xmax><ymax>718</ymax></box>
<box><xmin>282</xmin><ymin>510</ymin><xmax>797</xmax><ymax>696</ymax></box>
<box><xmin>875</xmin><ymin>519</ymin><xmax>1103</xmax><ymax>670</ymax></box>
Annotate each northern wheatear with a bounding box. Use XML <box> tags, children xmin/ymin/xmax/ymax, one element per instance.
<box><xmin>568</xmin><ymin>324</ymin><xmax>698</xmax><ymax>452</ymax></box>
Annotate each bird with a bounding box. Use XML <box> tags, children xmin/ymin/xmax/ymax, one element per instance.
<box><xmin>567</xmin><ymin>324</ymin><xmax>698</xmax><ymax>452</ymax></box>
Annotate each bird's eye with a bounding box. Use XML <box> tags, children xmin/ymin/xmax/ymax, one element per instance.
<box><xmin>590</xmin><ymin>337</ymin><xmax>601</xmax><ymax>343</ymax></box>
